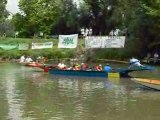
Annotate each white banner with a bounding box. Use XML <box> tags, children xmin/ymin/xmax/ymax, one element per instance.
<box><xmin>85</xmin><ymin>36</ymin><xmax>125</xmax><ymax>48</ymax></box>
<box><xmin>18</xmin><ymin>43</ymin><xmax>29</xmax><ymax>50</ymax></box>
<box><xmin>85</xmin><ymin>36</ymin><xmax>104</xmax><ymax>48</ymax></box>
<box><xmin>58</xmin><ymin>34</ymin><xmax>78</xmax><ymax>48</ymax></box>
<box><xmin>31</xmin><ymin>42</ymin><xmax>53</xmax><ymax>49</ymax></box>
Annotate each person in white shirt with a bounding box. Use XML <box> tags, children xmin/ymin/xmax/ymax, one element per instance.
<box><xmin>19</xmin><ymin>55</ymin><xmax>25</xmax><ymax>63</ymax></box>
<box><xmin>153</xmin><ymin>52</ymin><xmax>159</xmax><ymax>63</ymax></box>
<box><xmin>57</xmin><ymin>62</ymin><xmax>65</xmax><ymax>69</ymax></box>
<box><xmin>129</xmin><ymin>57</ymin><xmax>143</xmax><ymax>68</ymax></box>
<box><xmin>25</xmin><ymin>56</ymin><xmax>33</xmax><ymax>63</ymax></box>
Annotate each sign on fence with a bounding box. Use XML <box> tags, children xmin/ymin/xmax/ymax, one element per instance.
<box><xmin>58</xmin><ymin>34</ymin><xmax>78</xmax><ymax>48</ymax></box>
<box><xmin>85</xmin><ymin>36</ymin><xmax>125</xmax><ymax>48</ymax></box>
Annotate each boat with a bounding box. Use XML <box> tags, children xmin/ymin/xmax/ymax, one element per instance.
<box><xmin>131</xmin><ymin>78</ymin><xmax>160</xmax><ymax>90</ymax></box>
<box><xmin>25</xmin><ymin>62</ymin><xmax>45</xmax><ymax>68</ymax></box>
<box><xmin>48</xmin><ymin>65</ymin><xmax>154</xmax><ymax>78</ymax></box>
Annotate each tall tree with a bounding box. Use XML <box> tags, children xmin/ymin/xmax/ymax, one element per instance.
<box><xmin>13</xmin><ymin>0</ymin><xmax>61</xmax><ymax>37</ymax></box>
<box><xmin>82</xmin><ymin>0</ymin><xmax>130</xmax><ymax>35</ymax></box>
<box><xmin>114</xmin><ymin>0</ymin><xmax>160</xmax><ymax>56</ymax></box>
<box><xmin>12</xmin><ymin>13</ymin><xmax>28</xmax><ymax>37</ymax></box>
<box><xmin>0</xmin><ymin>0</ymin><xmax>8</xmax><ymax>22</ymax></box>
<box><xmin>141</xmin><ymin>0</ymin><xmax>160</xmax><ymax>43</ymax></box>
<box><xmin>52</xmin><ymin>0</ymin><xmax>79</xmax><ymax>34</ymax></box>
<box><xmin>0</xmin><ymin>20</ymin><xmax>14</xmax><ymax>37</ymax></box>
<box><xmin>0</xmin><ymin>0</ymin><xmax>9</xmax><ymax>36</ymax></box>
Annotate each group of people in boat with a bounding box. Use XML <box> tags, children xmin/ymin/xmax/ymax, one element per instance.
<box><xmin>55</xmin><ymin>57</ymin><xmax>143</xmax><ymax>71</ymax></box>
<box><xmin>19</xmin><ymin>54</ymin><xmax>144</xmax><ymax>71</ymax></box>
<box><xmin>56</xmin><ymin>62</ymin><xmax>112</xmax><ymax>72</ymax></box>
<box><xmin>19</xmin><ymin>55</ymin><xmax>33</xmax><ymax>63</ymax></box>
<box><xmin>19</xmin><ymin>55</ymin><xmax>47</xmax><ymax>64</ymax></box>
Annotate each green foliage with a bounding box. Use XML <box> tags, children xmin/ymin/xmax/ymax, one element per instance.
<box><xmin>0</xmin><ymin>50</ymin><xmax>21</xmax><ymax>59</ymax></box>
<box><xmin>0</xmin><ymin>38</ymin><xmax>75</xmax><ymax>60</ymax></box>
<box><xmin>0</xmin><ymin>20</ymin><xmax>15</xmax><ymax>36</ymax></box>
<box><xmin>0</xmin><ymin>0</ymin><xmax>8</xmax><ymax>22</ymax></box>
<box><xmin>12</xmin><ymin>0</ymin><xmax>61</xmax><ymax>37</ymax></box>
<box><xmin>125</xmin><ymin>0</ymin><xmax>160</xmax><ymax>56</ymax></box>
<box><xmin>82</xmin><ymin>0</ymin><xmax>128</xmax><ymax>35</ymax></box>
<box><xmin>7</xmin><ymin>0</ymin><xmax>160</xmax><ymax>59</ymax></box>
<box><xmin>52</xmin><ymin>0</ymin><xmax>79</xmax><ymax>34</ymax></box>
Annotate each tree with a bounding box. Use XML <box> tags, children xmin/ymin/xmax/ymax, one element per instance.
<box><xmin>13</xmin><ymin>0</ymin><xmax>61</xmax><ymax>37</ymax></box>
<box><xmin>12</xmin><ymin>13</ymin><xmax>28</xmax><ymax>37</ymax></box>
<box><xmin>82</xmin><ymin>0</ymin><xmax>131</xmax><ymax>35</ymax></box>
<box><xmin>52</xmin><ymin>0</ymin><xmax>80</xmax><ymax>34</ymax></box>
<box><xmin>0</xmin><ymin>0</ymin><xmax>9</xmax><ymax>36</ymax></box>
<box><xmin>141</xmin><ymin>0</ymin><xmax>160</xmax><ymax>42</ymax></box>
<box><xmin>121</xmin><ymin>0</ymin><xmax>160</xmax><ymax>56</ymax></box>
<box><xmin>0</xmin><ymin>20</ymin><xmax>15</xmax><ymax>37</ymax></box>
<box><xmin>0</xmin><ymin>0</ymin><xmax>8</xmax><ymax>22</ymax></box>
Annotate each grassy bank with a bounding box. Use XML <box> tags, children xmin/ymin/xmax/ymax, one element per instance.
<box><xmin>0</xmin><ymin>37</ymin><xmax>134</xmax><ymax>62</ymax></box>
<box><xmin>0</xmin><ymin>37</ymin><xmax>75</xmax><ymax>60</ymax></box>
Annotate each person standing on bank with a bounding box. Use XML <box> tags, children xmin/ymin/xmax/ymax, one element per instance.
<box><xmin>153</xmin><ymin>52</ymin><xmax>159</xmax><ymax>63</ymax></box>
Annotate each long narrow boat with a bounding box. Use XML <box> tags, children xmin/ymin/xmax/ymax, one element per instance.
<box><xmin>48</xmin><ymin>66</ymin><xmax>154</xmax><ymax>78</ymax></box>
<box><xmin>131</xmin><ymin>78</ymin><xmax>160</xmax><ymax>90</ymax></box>
<box><xmin>25</xmin><ymin>62</ymin><xmax>44</xmax><ymax>68</ymax></box>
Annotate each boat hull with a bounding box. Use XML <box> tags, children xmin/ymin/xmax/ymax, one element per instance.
<box><xmin>25</xmin><ymin>62</ymin><xmax>44</xmax><ymax>68</ymax></box>
<box><xmin>48</xmin><ymin>66</ymin><xmax>154</xmax><ymax>78</ymax></box>
<box><xmin>131</xmin><ymin>78</ymin><xmax>160</xmax><ymax>90</ymax></box>
<box><xmin>49</xmin><ymin>69</ymin><xmax>108</xmax><ymax>77</ymax></box>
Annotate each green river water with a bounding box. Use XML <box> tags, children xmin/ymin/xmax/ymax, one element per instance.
<box><xmin>0</xmin><ymin>63</ymin><xmax>160</xmax><ymax>120</ymax></box>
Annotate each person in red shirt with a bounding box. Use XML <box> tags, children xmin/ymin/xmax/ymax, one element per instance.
<box><xmin>81</xmin><ymin>63</ymin><xmax>87</xmax><ymax>70</ymax></box>
<box><xmin>95</xmin><ymin>64</ymin><xmax>103</xmax><ymax>71</ymax></box>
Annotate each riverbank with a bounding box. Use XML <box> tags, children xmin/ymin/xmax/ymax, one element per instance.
<box><xmin>0</xmin><ymin>57</ymin><xmax>129</xmax><ymax>65</ymax></box>
<box><xmin>0</xmin><ymin>37</ymin><xmax>136</xmax><ymax>61</ymax></box>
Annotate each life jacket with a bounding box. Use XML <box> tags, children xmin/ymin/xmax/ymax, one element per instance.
<box><xmin>96</xmin><ymin>66</ymin><xmax>102</xmax><ymax>71</ymax></box>
<box><xmin>72</xmin><ymin>65</ymin><xmax>80</xmax><ymax>70</ymax></box>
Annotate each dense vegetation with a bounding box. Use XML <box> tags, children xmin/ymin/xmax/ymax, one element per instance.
<box><xmin>0</xmin><ymin>0</ymin><xmax>160</xmax><ymax>60</ymax></box>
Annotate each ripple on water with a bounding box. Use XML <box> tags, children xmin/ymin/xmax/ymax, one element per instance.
<box><xmin>1</xmin><ymin>63</ymin><xmax>160</xmax><ymax>120</ymax></box>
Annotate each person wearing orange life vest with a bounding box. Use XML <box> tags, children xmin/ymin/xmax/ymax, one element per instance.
<box><xmin>72</xmin><ymin>64</ymin><xmax>80</xmax><ymax>70</ymax></box>
<box><xmin>95</xmin><ymin>64</ymin><xmax>103</xmax><ymax>71</ymax></box>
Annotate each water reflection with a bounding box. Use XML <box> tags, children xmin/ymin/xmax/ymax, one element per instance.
<box><xmin>6</xmin><ymin>71</ymin><xmax>24</xmax><ymax>120</ymax></box>
<box><xmin>0</xmin><ymin>63</ymin><xmax>160</xmax><ymax>120</ymax></box>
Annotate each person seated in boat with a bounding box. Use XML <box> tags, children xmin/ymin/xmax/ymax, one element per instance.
<box><xmin>57</xmin><ymin>62</ymin><xmax>65</xmax><ymax>69</ymax></box>
<box><xmin>104</xmin><ymin>64</ymin><xmax>112</xmax><ymax>72</ymax></box>
<box><xmin>129</xmin><ymin>57</ymin><xmax>143</xmax><ymax>68</ymax></box>
<box><xmin>19</xmin><ymin>55</ymin><xmax>25</xmax><ymax>63</ymax></box>
<box><xmin>36</xmin><ymin>56</ymin><xmax>46</xmax><ymax>64</ymax></box>
<box><xmin>25</xmin><ymin>56</ymin><xmax>33</xmax><ymax>63</ymax></box>
<box><xmin>72</xmin><ymin>64</ymin><xmax>80</xmax><ymax>70</ymax></box>
<box><xmin>62</xmin><ymin>65</ymin><xmax>68</xmax><ymax>70</ymax></box>
<box><xmin>95</xmin><ymin>64</ymin><xmax>103</xmax><ymax>71</ymax></box>
<box><xmin>43</xmin><ymin>56</ymin><xmax>48</xmax><ymax>63</ymax></box>
<box><xmin>36</xmin><ymin>56</ymin><xmax>41</xmax><ymax>63</ymax></box>
<box><xmin>80</xmin><ymin>63</ymin><xmax>87</xmax><ymax>70</ymax></box>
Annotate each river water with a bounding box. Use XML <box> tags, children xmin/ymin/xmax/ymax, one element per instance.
<box><xmin>0</xmin><ymin>63</ymin><xmax>160</xmax><ymax>120</ymax></box>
